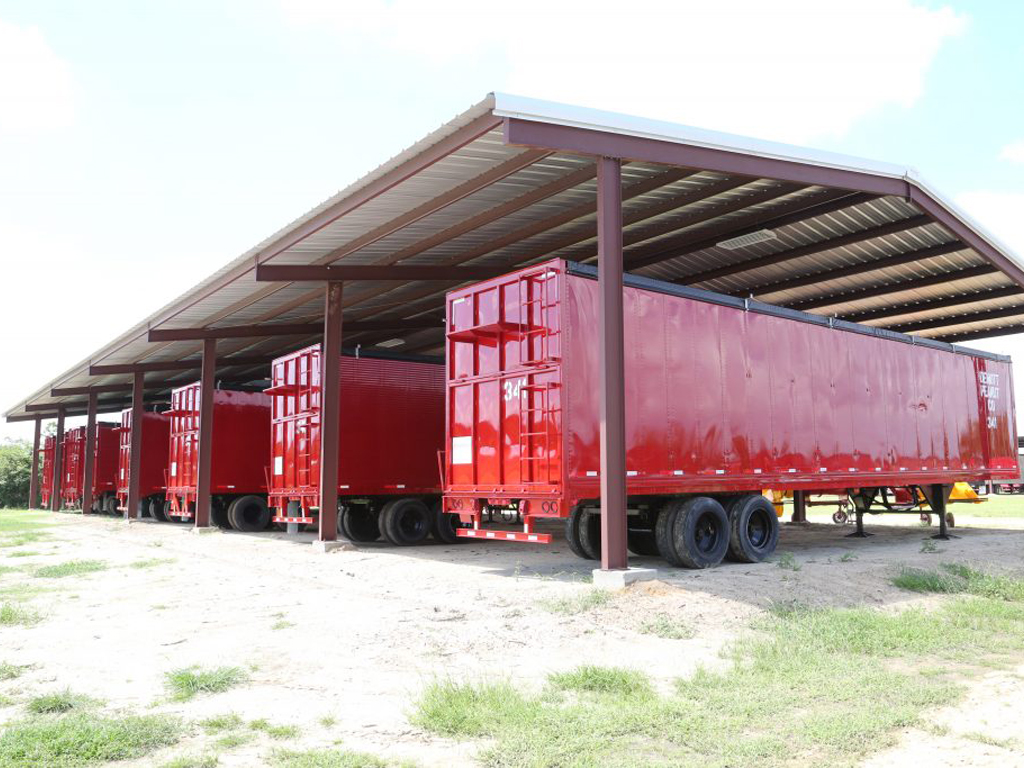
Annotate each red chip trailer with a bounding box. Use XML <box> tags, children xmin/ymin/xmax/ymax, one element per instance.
<box><xmin>39</xmin><ymin>435</ymin><xmax>55</xmax><ymax>509</ymax></box>
<box><xmin>267</xmin><ymin>345</ymin><xmax>446</xmax><ymax>545</ymax></box>
<box><xmin>443</xmin><ymin>259</ymin><xmax>1018</xmax><ymax>568</ymax></box>
<box><xmin>165</xmin><ymin>383</ymin><xmax>271</xmax><ymax>530</ymax></box>
<box><xmin>59</xmin><ymin>424</ymin><xmax>120</xmax><ymax>512</ymax></box>
<box><xmin>116</xmin><ymin>409</ymin><xmax>170</xmax><ymax>518</ymax></box>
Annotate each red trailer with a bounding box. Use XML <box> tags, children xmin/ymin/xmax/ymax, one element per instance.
<box><xmin>267</xmin><ymin>345</ymin><xmax>445</xmax><ymax>544</ymax></box>
<box><xmin>39</xmin><ymin>435</ymin><xmax>55</xmax><ymax>509</ymax></box>
<box><xmin>443</xmin><ymin>259</ymin><xmax>1019</xmax><ymax>567</ymax></box>
<box><xmin>165</xmin><ymin>383</ymin><xmax>271</xmax><ymax>530</ymax></box>
<box><xmin>115</xmin><ymin>409</ymin><xmax>170</xmax><ymax>518</ymax></box>
<box><xmin>60</xmin><ymin>424</ymin><xmax>120</xmax><ymax>512</ymax></box>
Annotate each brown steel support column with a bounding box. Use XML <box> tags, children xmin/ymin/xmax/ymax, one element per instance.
<box><xmin>29</xmin><ymin>418</ymin><xmax>41</xmax><ymax>509</ymax></box>
<box><xmin>126</xmin><ymin>371</ymin><xmax>145</xmax><ymax>520</ymax></box>
<box><xmin>195</xmin><ymin>338</ymin><xmax>216</xmax><ymax>528</ymax></box>
<box><xmin>792</xmin><ymin>490</ymin><xmax>807</xmax><ymax>523</ymax></box>
<box><xmin>81</xmin><ymin>392</ymin><xmax>98</xmax><ymax>515</ymax></box>
<box><xmin>597</xmin><ymin>157</ymin><xmax>628</xmax><ymax>571</ymax></box>
<box><xmin>51</xmin><ymin>408</ymin><xmax>65</xmax><ymax>511</ymax></box>
<box><xmin>318</xmin><ymin>281</ymin><xmax>343</xmax><ymax>542</ymax></box>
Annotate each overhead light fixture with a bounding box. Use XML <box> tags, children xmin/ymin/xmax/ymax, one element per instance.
<box><xmin>716</xmin><ymin>229</ymin><xmax>778</xmax><ymax>250</ymax></box>
<box><xmin>375</xmin><ymin>338</ymin><xmax>405</xmax><ymax>348</ymax></box>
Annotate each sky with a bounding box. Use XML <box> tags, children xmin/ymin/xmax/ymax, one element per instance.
<box><xmin>1</xmin><ymin>0</ymin><xmax>1023</xmax><ymax>441</ymax></box>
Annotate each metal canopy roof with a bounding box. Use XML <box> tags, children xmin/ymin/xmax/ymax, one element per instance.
<box><xmin>8</xmin><ymin>93</ymin><xmax>1024</xmax><ymax>421</ymax></box>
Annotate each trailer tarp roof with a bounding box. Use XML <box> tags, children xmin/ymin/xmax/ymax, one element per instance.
<box><xmin>8</xmin><ymin>93</ymin><xmax>1024</xmax><ymax>420</ymax></box>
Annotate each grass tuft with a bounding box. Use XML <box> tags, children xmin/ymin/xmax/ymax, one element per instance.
<box><xmin>164</xmin><ymin>666</ymin><xmax>248</xmax><ymax>701</ymax></box>
<box><xmin>198</xmin><ymin>712</ymin><xmax>242</xmax><ymax>733</ymax></box>
<box><xmin>5</xmin><ymin>551</ymin><xmax>40</xmax><ymax>559</ymax></box>
<box><xmin>0</xmin><ymin>662</ymin><xmax>26</xmax><ymax>680</ymax></box>
<box><xmin>250</xmin><ymin>718</ymin><xmax>300</xmax><ymax>740</ymax></box>
<box><xmin>0</xmin><ymin>603</ymin><xmax>40</xmax><ymax>627</ymax></box>
<box><xmin>268</xmin><ymin>747</ymin><xmax>388</xmax><ymax>767</ymax></box>
<box><xmin>892</xmin><ymin>563</ymin><xmax>1024</xmax><ymax>601</ymax></box>
<box><xmin>538</xmin><ymin>588</ymin><xmax>613</xmax><ymax>615</ymax></box>
<box><xmin>161</xmin><ymin>756</ymin><xmax>218</xmax><ymax>768</ymax></box>
<box><xmin>548</xmin><ymin>665</ymin><xmax>653</xmax><ymax>697</ymax></box>
<box><xmin>213</xmin><ymin>732</ymin><xmax>253</xmax><ymax>750</ymax></box>
<box><xmin>26</xmin><ymin>690</ymin><xmax>95</xmax><ymax>714</ymax></box>
<box><xmin>33</xmin><ymin>560</ymin><xmax>107</xmax><ymax>579</ymax></box>
<box><xmin>775</xmin><ymin>551</ymin><xmax>801</xmax><ymax>571</ymax></box>
<box><xmin>0</xmin><ymin>712</ymin><xmax>180</xmax><ymax>766</ymax></box>
<box><xmin>638</xmin><ymin>613</ymin><xmax>693</xmax><ymax>640</ymax></box>
<box><xmin>129</xmin><ymin>558</ymin><xmax>176</xmax><ymax>569</ymax></box>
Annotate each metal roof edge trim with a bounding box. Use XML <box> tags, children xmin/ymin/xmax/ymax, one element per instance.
<box><xmin>565</xmin><ymin>261</ymin><xmax>1010</xmax><ymax>364</ymax></box>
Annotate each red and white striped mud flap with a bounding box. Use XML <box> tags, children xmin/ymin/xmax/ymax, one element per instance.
<box><xmin>456</xmin><ymin>529</ymin><xmax>552</xmax><ymax>543</ymax></box>
<box><xmin>272</xmin><ymin>516</ymin><xmax>314</xmax><ymax>525</ymax></box>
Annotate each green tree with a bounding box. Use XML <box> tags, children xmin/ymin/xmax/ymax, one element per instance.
<box><xmin>0</xmin><ymin>440</ymin><xmax>32</xmax><ymax>509</ymax></box>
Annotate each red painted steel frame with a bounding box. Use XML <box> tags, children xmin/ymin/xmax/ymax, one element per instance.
<box><xmin>267</xmin><ymin>344</ymin><xmax>445</xmax><ymax>521</ymax></box>
<box><xmin>443</xmin><ymin>259</ymin><xmax>1019</xmax><ymax>530</ymax></box>
<box><xmin>39</xmin><ymin>435</ymin><xmax>55</xmax><ymax>509</ymax></box>
<box><xmin>59</xmin><ymin>423</ymin><xmax>119</xmax><ymax>509</ymax></box>
<box><xmin>165</xmin><ymin>383</ymin><xmax>271</xmax><ymax>518</ymax></box>
<box><xmin>116</xmin><ymin>409</ymin><xmax>170</xmax><ymax>513</ymax></box>
<box><xmin>319</xmin><ymin>282</ymin><xmax>342</xmax><ymax>541</ymax></box>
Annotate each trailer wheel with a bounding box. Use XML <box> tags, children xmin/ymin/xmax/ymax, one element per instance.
<box><xmin>725</xmin><ymin>495</ymin><xmax>779</xmax><ymax>563</ymax></box>
<box><xmin>103</xmin><ymin>495</ymin><xmax>119</xmax><ymax>515</ymax></box>
<box><xmin>211</xmin><ymin>500</ymin><xmax>231</xmax><ymax>530</ymax></box>
<box><xmin>432</xmin><ymin>502</ymin><xmax>468</xmax><ymax>545</ymax></box>
<box><xmin>669</xmin><ymin>497</ymin><xmax>729</xmax><ymax>569</ymax></box>
<box><xmin>380</xmin><ymin>498</ymin><xmax>432</xmax><ymax>546</ymax></box>
<box><xmin>627</xmin><ymin>530</ymin><xmax>660</xmax><ymax>557</ymax></box>
<box><xmin>565</xmin><ymin>505</ymin><xmax>592</xmax><ymax>560</ymax></box>
<box><xmin>577</xmin><ymin>509</ymin><xmax>602</xmax><ymax>560</ymax></box>
<box><xmin>150</xmin><ymin>498</ymin><xmax>168</xmax><ymax>522</ymax></box>
<box><xmin>165</xmin><ymin>501</ymin><xmax>188</xmax><ymax>523</ymax></box>
<box><xmin>655</xmin><ymin>499</ymin><xmax>684</xmax><ymax>565</ymax></box>
<box><xmin>340</xmin><ymin>505</ymin><xmax>381</xmax><ymax>542</ymax></box>
<box><xmin>946</xmin><ymin>512</ymin><xmax>955</xmax><ymax>528</ymax></box>
<box><xmin>227</xmin><ymin>495</ymin><xmax>271</xmax><ymax>532</ymax></box>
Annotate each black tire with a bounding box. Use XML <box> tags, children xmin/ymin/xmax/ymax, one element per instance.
<box><xmin>627</xmin><ymin>529</ymin><xmax>660</xmax><ymax>557</ymax></box>
<box><xmin>577</xmin><ymin>509</ymin><xmax>601</xmax><ymax>560</ymax></box>
<box><xmin>564</xmin><ymin>505</ymin><xmax>589</xmax><ymax>560</ymax></box>
<box><xmin>946</xmin><ymin>512</ymin><xmax>955</xmax><ymax>528</ymax></box>
<box><xmin>671</xmin><ymin>496</ymin><xmax>729</xmax><ymax>569</ymax></box>
<box><xmin>103</xmin><ymin>495</ymin><xmax>119</xmax><ymax>515</ymax></box>
<box><xmin>211</xmin><ymin>500</ymin><xmax>231</xmax><ymax>530</ymax></box>
<box><xmin>227</xmin><ymin>495</ymin><xmax>271</xmax><ymax>532</ymax></box>
<box><xmin>725</xmin><ymin>495</ymin><xmax>779</xmax><ymax>563</ymax></box>
<box><xmin>166</xmin><ymin>500</ymin><xmax>188</xmax><ymax>523</ymax></box>
<box><xmin>380</xmin><ymin>498</ymin><xmax>432</xmax><ymax>546</ymax></box>
<box><xmin>655</xmin><ymin>499</ymin><xmax>684</xmax><ymax>565</ymax></box>
<box><xmin>431</xmin><ymin>502</ymin><xmax>468</xmax><ymax>545</ymax></box>
<box><xmin>340</xmin><ymin>505</ymin><xmax>381</xmax><ymax>542</ymax></box>
<box><xmin>150</xmin><ymin>498</ymin><xmax>168</xmax><ymax>522</ymax></box>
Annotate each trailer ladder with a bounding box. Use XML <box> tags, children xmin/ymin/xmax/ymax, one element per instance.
<box><xmin>518</xmin><ymin>380</ymin><xmax>559</xmax><ymax>485</ymax></box>
<box><xmin>517</xmin><ymin>270</ymin><xmax>560</xmax><ymax>368</ymax></box>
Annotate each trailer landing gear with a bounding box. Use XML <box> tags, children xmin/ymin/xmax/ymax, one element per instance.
<box><xmin>845</xmin><ymin>511</ymin><xmax>874</xmax><ymax>538</ymax></box>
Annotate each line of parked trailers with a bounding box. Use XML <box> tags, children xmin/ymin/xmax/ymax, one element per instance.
<box><xmin>39</xmin><ymin>259</ymin><xmax>1020</xmax><ymax>568</ymax></box>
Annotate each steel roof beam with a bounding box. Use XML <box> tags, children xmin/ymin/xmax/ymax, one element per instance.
<box><xmin>936</xmin><ymin>324</ymin><xmax>1024</xmax><ymax>343</ymax></box>
<box><xmin>89</xmin><ymin>355</ymin><xmax>277</xmax><ymax>375</ymax></box>
<box><xmin>255</xmin><ymin>264</ymin><xmax>514</xmax><ymax>282</ymax></box>
<box><xmin>51</xmin><ymin>384</ymin><xmax>134</xmax><ymax>397</ymax></box>
<box><xmin>840</xmin><ymin>286</ymin><xmax>1024</xmax><ymax>323</ymax></box>
<box><xmin>892</xmin><ymin>304</ymin><xmax>1024</xmax><ymax>334</ymax></box>
<box><xmin>624</xmin><ymin>190</ymin><xmax>875</xmax><ymax>270</ymax></box>
<box><xmin>146</xmin><ymin>317</ymin><xmax>442</xmax><ymax>342</ymax></box>
<box><xmin>745</xmin><ymin>241</ymin><xmax>966</xmax><ymax>298</ymax></box>
<box><xmin>787</xmin><ymin>264</ymin><xmax>1000</xmax><ymax>311</ymax></box>
<box><xmin>681</xmin><ymin>215</ymin><xmax>932</xmax><ymax>286</ymax></box>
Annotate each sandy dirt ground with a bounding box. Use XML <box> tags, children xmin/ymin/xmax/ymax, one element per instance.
<box><xmin>2</xmin><ymin>508</ymin><xmax>1024</xmax><ymax>767</ymax></box>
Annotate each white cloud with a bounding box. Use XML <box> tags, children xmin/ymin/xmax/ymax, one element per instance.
<box><xmin>1000</xmin><ymin>140</ymin><xmax>1024</xmax><ymax>164</ymax></box>
<box><xmin>281</xmin><ymin>0</ymin><xmax>965</xmax><ymax>143</ymax></box>
<box><xmin>956</xmin><ymin>190</ymin><xmax>1024</xmax><ymax>258</ymax></box>
<box><xmin>0</xmin><ymin>19</ymin><xmax>75</xmax><ymax>136</ymax></box>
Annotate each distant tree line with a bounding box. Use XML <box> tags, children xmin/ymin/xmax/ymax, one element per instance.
<box><xmin>0</xmin><ymin>440</ymin><xmax>32</xmax><ymax>509</ymax></box>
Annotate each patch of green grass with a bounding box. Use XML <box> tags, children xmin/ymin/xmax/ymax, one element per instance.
<box><xmin>271</xmin><ymin>619</ymin><xmax>295</xmax><ymax>631</ymax></box>
<box><xmin>0</xmin><ymin>565</ymin><xmax>16</xmax><ymax>576</ymax></box>
<box><xmin>0</xmin><ymin>662</ymin><xmax>25</xmax><ymax>680</ymax></box>
<box><xmin>537</xmin><ymin>588</ymin><xmax>612</xmax><ymax>615</ymax></box>
<box><xmin>0</xmin><ymin>603</ymin><xmax>40</xmax><ymax>627</ymax></box>
<box><xmin>5</xmin><ymin>551</ymin><xmax>40</xmax><ymax>559</ymax></box>
<box><xmin>129</xmin><ymin>558</ymin><xmax>176</xmax><ymax>569</ymax></box>
<box><xmin>775</xmin><ymin>551</ymin><xmax>801</xmax><ymax>571</ymax></box>
<box><xmin>0</xmin><ymin>532</ymin><xmax>51</xmax><ymax>549</ymax></box>
<box><xmin>415</xmin><ymin>594</ymin><xmax>1024</xmax><ymax>767</ymax></box>
<box><xmin>250</xmin><ymin>718</ymin><xmax>300</xmax><ymax>740</ymax></box>
<box><xmin>839</xmin><ymin>552</ymin><xmax>858</xmax><ymax>562</ymax></box>
<box><xmin>161</xmin><ymin>755</ymin><xmax>218</xmax><ymax>768</ymax></box>
<box><xmin>961</xmin><ymin>731</ymin><xmax>1018</xmax><ymax>749</ymax></box>
<box><xmin>638</xmin><ymin>613</ymin><xmax>694</xmax><ymax>640</ymax></box>
<box><xmin>549</xmin><ymin>665</ymin><xmax>653</xmax><ymax>697</ymax></box>
<box><xmin>920</xmin><ymin>539</ymin><xmax>941</xmax><ymax>554</ymax></box>
<box><xmin>893</xmin><ymin>563</ymin><xmax>1024</xmax><ymax>602</ymax></box>
<box><xmin>318</xmin><ymin>715</ymin><xmax>336</xmax><ymax>728</ymax></box>
<box><xmin>198</xmin><ymin>712</ymin><xmax>242</xmax><ymax>733</ymax></box>
<box><xmin>268</xmin><ymin>747</ymin><xmax>388</xmax><ymax>767</ymax></box>
<box><xmin>213</xmin><ymin>732</ymin><xmax>254</xmax><ymax>750</ymax></box>
<box><xmin>33</xmin><ymin>560</ymin><xmax>107</xmax><ymax>579</ymax></box>
<box><xmin>0</xmin><ymin>712</ymin><xmax>180</xmax><ymax>767</ymax></box>
<box><xmin>164</xmin><ymin>666</ymin><xmax>248</xmax><ymax>701</ymax></box>
<box><xmin>26</xmin><ymin>690</ymin><xmax>95</xmax><ymax>714</ymax></box>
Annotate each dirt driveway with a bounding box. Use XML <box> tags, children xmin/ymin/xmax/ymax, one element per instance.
<box><xmin>2</xmin><ymin>509</ymin><xmax>1024</xmax><ymax>766</ymax></box>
